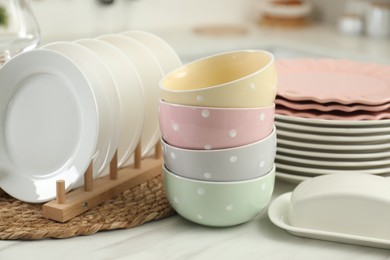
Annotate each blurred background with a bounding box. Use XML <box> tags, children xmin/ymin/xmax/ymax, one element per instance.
<box><xmin>26</xmin><ymin>0</ymin><xmax>390</xmax><ymax>63</ymax></box>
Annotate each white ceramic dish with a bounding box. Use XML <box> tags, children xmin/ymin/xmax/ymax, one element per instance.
<box><xmin>276</xmin><ymin>106</ymin><xmax>390</xmax><ymax>120</ymax></box>
<box><xmin>276</xmin><ymin>153</ymin><xmax>390</xmax><ymax>168</ymax></box>
<box><xmin>43</xmin><ymin>42</ymin><xmax>121</xmax><ymax>182</ymax></box>
<box><xmin>275</xmin><ymin>119</ymin><xmax>390</xmax><ymax>135</ymax></box>
<box><xmin>268</xmin><ymin>192</ymin><xmax>390</xmax><ymax>250</ymax></box>
<box><xmin>0</xmin><ymin>49</ymin><xmax>98</xmax><ymax>202</ymax></box>
<box><xmin>98</xmin><ymin>34</ymin><xmax>164</xmax><ymax>160</ymax></box>
<box><xmin>276</xmin><ymin>58</ymin><xmax>390</xmax><ymax>105</ymax></box>
<box><xmin>75</xmin><ymin>39</ymin><xmax>145</xmax><ymax>168</ymax></box>
<box><xmin>276</xmin><ymin>128</ymin><xmax>390</xmax><ymax>144</ymax></box>
<box><xmin>121</xmin><ymin>30</ymin><xmax>182</xmax><ymax>75</ymax></box>
<box><xmin>277</xmin><ymin>146</ymin><xmax>390</xmax><ymax>160</ymax></box>
<box><xmin>275</xmin><ymin>171</ymin><xmax>311</xmax><ymax>185</ymax></box>
<box><xmin>277</xmin><ymin>136</ymin><xmax>390</xmax><ymax>151</ymax></box>
<box><xmin>275</xmin><ymin>114</ymin><xmax>390</xmax><ymax>127</ymax></box>
<box><xmin>275</xmin><ymin>161</ymin><xmax>390</xmax><ymax>175</ymax></box>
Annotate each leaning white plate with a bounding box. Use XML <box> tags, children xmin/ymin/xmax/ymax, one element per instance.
<box><xmin>98</xmin><ymin>34</ymin><xmax>164</xmax><ymax>160</ymax></box>
<box><xmin>268</xmin><ymin>192</ymin><xmax>390</xmax><ymax>250</ymax></box>
<box><xmin>121</xmin><ymin>30</ymin><xmax>182</xmax><ymax>75</ymax></box>
<box><xmin>0</xmin><ymin>49</ymin><xmax>98</xmax><ymax>203</ymax></box>
<box><xmin>75</xmin><ymin>38</ymin><xmax>144</xmax><ymax>168</ymax></box>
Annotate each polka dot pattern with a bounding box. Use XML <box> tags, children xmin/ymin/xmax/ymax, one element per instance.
<box><xmin>225</xmin><ymin>204</ymin><xmax>234</xmax><ymax>211</ymax></box>
<box><xmin>196</xmin><ymin>95</ymin><xmax>204</xmax><ymax>102</ymax></box>
<box><xmin>172</xmin><ymin>123</ymin><xmax>180</xmax><ymax>131</ymax></box>
<box><xmin>203</xmin><ymin>172</ymin><xmax>212</xmax><ymax>179</ymax></box>
<box><xmin>162</xmin><ymin>105</ymin><xmax>271</xmax><ymax>151</ymax></box>
<box><xmin>197</xmin><ymin>188</ymin><xmax>206</xmax><ymax>195</ymax></box>
<box><xmin>201</xmin><ymin>109</ymin><xmax>210</xmax><ymax>118</ymax></box>
<box><xmin>229</xmin><ymin>129</ymin><xmax>237</xmax><ymax>138</ymax></box>
<box><xmin>229</xmin><ymin>156</ymin><xmax>238</xmax><ymax>163</ymax></box>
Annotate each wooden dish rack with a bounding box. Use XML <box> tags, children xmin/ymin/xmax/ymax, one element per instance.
<box><xmin>42</xmin><ymin>142</ymin><xmax>163</xmax><ymax>222</ymax></box>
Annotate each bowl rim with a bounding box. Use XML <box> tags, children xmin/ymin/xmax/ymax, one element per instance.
<box><xmin>163</xmin><ymin>163</ymin><xmax>276</xmax><ymax>185</ymax></box>
<box><xmin>159</xmin><ymin>49</ymin><xmax>275</xmax><ymax>93</ymax></box>
<box><xmin>159</xmin><ymin>99</ymin><xmax>275</xmax><ymax>111</ymax></box>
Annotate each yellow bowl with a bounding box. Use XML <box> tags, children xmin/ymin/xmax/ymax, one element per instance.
<box><xmin>160</xmin><ymin>50</ymin><xmax>277</xmax><ymax>108</ymax></box>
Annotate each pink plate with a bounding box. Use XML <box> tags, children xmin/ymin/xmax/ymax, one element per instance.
<box><xmin>276</xmin><ymin>95</ymin><xmax>390</xmax><ymax>112</ymax></box>
<box><xmin>276</xmin><ymin>59</ymin><xmax>390</xmax><ymax>105</ymax></box>
<box><xmin>276</xmin><ymin>105</ymin><xmax>390</xmax><ymax>120</ymax></box>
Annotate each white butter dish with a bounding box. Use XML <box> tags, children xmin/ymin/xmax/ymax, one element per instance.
<box><xmin>268</xmin><ymin>174</ymin><xmax>390</xmax><ymax>249</ymax></box>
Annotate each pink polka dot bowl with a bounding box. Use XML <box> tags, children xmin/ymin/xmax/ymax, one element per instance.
<box><xmin>159</xmin><ymin>99</ymin><xmax>275</xmax><ymax>150</ymax></box>
<box><xmin>159</xmin><ymin>50</ymin><xmax>277</xmax><ymax>108</ymax></box>
<box><xmin>161</xmin><ymin>126</ymin><xmax>276</xmax><ymax>182</ymax></box>
<box><xmin>163</xmin><ymin>164</ymin><xmax>275</xmax><ymax>227</ymax></box>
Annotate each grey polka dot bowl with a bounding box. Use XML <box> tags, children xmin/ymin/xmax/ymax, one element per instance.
<box><xmin>159</xmin><ymin>99</ymin><xmax>275</xmax><ymax>150</ymax></box>
<box><xmin>163</xmin><ymin>164</ymin><xmax>275</xmax><ymax>227</ymax></box>
<box><xmin>159</xmin><ymin>50</ymin><xmax>277</xmax><ymax>108</ymax></box>
<box><xmin>161</xmin><ymin>126</ymin><xmax>276</xmax><ymax>182</ymax></box>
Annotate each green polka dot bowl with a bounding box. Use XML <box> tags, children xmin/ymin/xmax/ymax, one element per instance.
<box><xmin>163</xmin><ymin>164</ymin><xmax>275</xmax><ymax>227</ymax></box>
<box><xmin>159</xmin><ymin>50</ymin><xmax>277</xmax><ymax>108</ymax></box>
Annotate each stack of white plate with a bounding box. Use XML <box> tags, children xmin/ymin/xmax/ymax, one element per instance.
<box><xmin>0</xmin><ymin>31</ymin><xmax>182</xmax><ymax>203</ymax></box>
<box><xmin>274</xmin><ymin>58</ymin><xmax>390</xmax><ymax>184</ymax></box>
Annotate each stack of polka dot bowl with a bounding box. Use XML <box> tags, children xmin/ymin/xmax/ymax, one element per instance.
<box><xmin>159</xmin><ymin>50</ymin><xmax>278</xmax><ymax>227</ymax></box>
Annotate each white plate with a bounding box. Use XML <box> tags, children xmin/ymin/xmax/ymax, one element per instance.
<box><xmin>98</xmin><ymin>34</ymin><xmax>164</xmax><ymax>160</ymax></box>
<box><xmin>75</xmin><ymin>39</ymin><xmax>145</xmax><ymax>168</ymax></box>
<box><xmin>277</xmin><ymin>146</ymin><xmax>390</xmax><ymax>160</ymax></box>
<box><xmin>43</xmin><ymin>42</ymin><xmax>121</xmax><ymax>182</ymax></box>
<box><xmin>276</xmin><ymin>128</ymin><xmax>390</xmax><ymax>144</ymax></box>
<box><xmin>275</xmin><ymin>161</ymin><xmax>390</xmax><ymax>175</ymax></box>
<box><xmin>276</xmin><ymin>153</ymin><xmax>390</xmax><ymax>168</ymax></box>
<box><xmin>268</xmin><ymin>192</ymin><xmax>390</xmax><ymax>250</ymax></box>
<box><xmin>275</xmin><ymin>120</ymin><xmax>390</xmax><ymax>135</ymax></box>
<box><xmin>121</xmin><ymin>30</ymin><xmax>182</xmax><ymax>75</ymax></box>
<box><xmin>276</xmin><ymin>171</ymin><xmax>310</xmax><ymax>184</ymax></box>
<box><xmin>277</xmin><ymin>137</ymin><xmax>390</xmax><ymax>151</ymax></box>
<box><xmin>276</xmin><ymin>114</ymin><xmax>390</xmax><ymax>127</ymax></box>
<box><xmin>0</xmin><ymin>49</ymin><xmax>98</xmax><ymax>202</ymax></box>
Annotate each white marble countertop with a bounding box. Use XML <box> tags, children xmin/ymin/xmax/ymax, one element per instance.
<box><xmin>3</xmin><ymin>23</ymin><xmax>390</xmax><ymax>259</ymax></box>
<box><xmin>1</xmin><ymin>180</ymin><xmax>390</xmax><ymax>260</ymax></box>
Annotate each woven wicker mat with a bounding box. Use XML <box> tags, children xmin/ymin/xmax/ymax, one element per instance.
<box><xmin>0</xmin><ymin>174</ymin><xmax>175</xmax><ymax>240</ymax></box>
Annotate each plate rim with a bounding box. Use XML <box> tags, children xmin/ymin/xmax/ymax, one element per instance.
<box><xmin>268</xmin><ymin>192</ymin><xmax>390</xmax><ymax>249</ymax></box>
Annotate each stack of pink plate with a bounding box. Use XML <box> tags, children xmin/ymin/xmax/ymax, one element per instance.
<box><xmin>274</xmin><ymin>58</ymin><xmax>390</xmax><ymax>184</ymax></box>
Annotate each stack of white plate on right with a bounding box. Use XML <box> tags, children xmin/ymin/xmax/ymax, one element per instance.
<box><xmin>274</xmin><ymin>58</ymin><xmax>390</xmax><ymax>184</ymax></box>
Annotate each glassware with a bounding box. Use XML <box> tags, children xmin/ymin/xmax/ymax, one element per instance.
<box><xmin>0</xmin><ymin>0</ymin><xmax>40</xmax><ymax>64</ymax></box>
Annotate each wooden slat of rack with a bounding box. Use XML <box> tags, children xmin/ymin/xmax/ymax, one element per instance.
<box><xmin>42</xmin><ymin>156</ymin><xmax>163</xmax><ymax>223</ymax></box>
